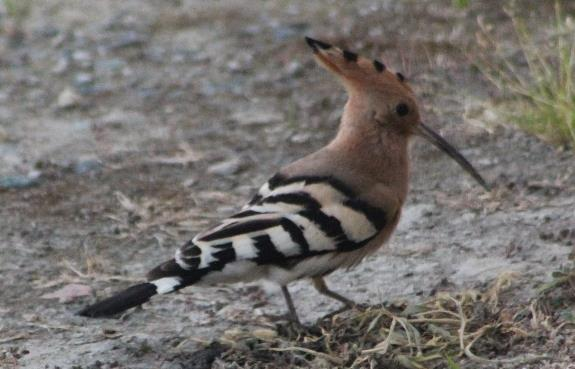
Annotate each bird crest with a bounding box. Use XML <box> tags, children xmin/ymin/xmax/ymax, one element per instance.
<box><xmin>306</xmin><ymin>37</ymin><xmax>413</xmax><ymax>94</ymax></box>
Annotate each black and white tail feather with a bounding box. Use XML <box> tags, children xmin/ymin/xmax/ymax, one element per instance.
<box><xmin>78</xmin><ymin>173</ymin><xmax>387</xmax><ymax>318</ymax></box>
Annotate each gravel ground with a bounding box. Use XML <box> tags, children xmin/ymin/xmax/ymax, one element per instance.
<box><xmin>1</xmin><ymin>1</ymin><xmax>574</xmax><ymax>368</ymax></box>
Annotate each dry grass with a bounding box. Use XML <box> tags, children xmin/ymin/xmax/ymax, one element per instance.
<box><xmin>208</xmin><ymin>271</ymin><xmax>574</xmax><ymax>369</ymax></box>
<box><xmin>475</xmin><ymin>1</ymin><xmax>575</xmax><ymax>148</ymax></box>
<box><xmin>536</xmin><ymin>260</ymin><xmax>575</xmax><ymax>327</ymax></box>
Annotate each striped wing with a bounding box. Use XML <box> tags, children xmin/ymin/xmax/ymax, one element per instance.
<box><xmin>175</xmin><ymin>174</ymin><xmax>387</xmax><ymax>272</ymax></box>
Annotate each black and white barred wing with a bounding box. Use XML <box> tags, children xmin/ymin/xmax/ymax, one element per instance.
<box><xmin>175</xmin><ymin>175</ymin><xmax>388</xmax><ymax>281</ymax></box>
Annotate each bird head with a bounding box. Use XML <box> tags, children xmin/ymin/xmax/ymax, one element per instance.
<box><xmin>305</xmin><ymin>37</ymin><xmax>489</xmax><ymax>191</ymax></box>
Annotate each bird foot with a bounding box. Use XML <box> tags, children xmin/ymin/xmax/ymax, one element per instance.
<box><xmin>261</xmin><ymin>313</ymin><xmax>323</xmax><ymax>337</ymax></box>
<box><xmin>275</xmin><ymin>319</ymin><xmax>321</xmax><ymax>338</ymax></box>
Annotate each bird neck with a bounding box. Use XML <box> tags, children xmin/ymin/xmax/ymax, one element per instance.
<box><xmin>328</xmin><ymin>98</ymin><xmax>410</xmax><ymax>200</ymax></box>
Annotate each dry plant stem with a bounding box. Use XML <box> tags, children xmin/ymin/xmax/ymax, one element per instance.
<box><xmin>464</xmin><ymin>328</ymin><xmax>550</xmax><ymax>365</ymax></box>
<box><xmin>63</xmin><ymin>259</ymin><xmax>88</xmax><ymax>278</ymax></box>
<box><xmin>270</xmin><ymin>346</ymin><xmax>344</xmax><ymax>366</ymax></box>
<box><xmin>451</xmin><ymin>297</ymin><xmax>551</xmax><ymax>365</ymax></box>
<box><xmin>401</xmin><ymin>317</ymin><xmax>423</xmax><ymax>356</ymax></box>
<box><xmin>361</xmin><ymin>318</ymin><xmax>397</xmax><ymax>354</ymax></box>
<box><xmin>349</xmin><ymin>355</ymin><xmax>369</xmax><ymax>368</ymax></box>
<box><xmin>551</xmin><ymin>321</ymin><xmax>575</xmax><ymax>338</ymax></box>
<box><xmin>476</xmin><ymin>1</ymin><xmax>575</xmax><ymax>146</ymax></box>
<box><xmin>506</xmin><ymin>7</ymin><xmax>552</xmax><ymax>92</ymax></box>
<box><xmin>62</xmin><ymin>259</ymin><xmax>139</xmax><ymax>283</ymax></box>
<box><xmin>0</xmin><ymin>334</ymin><xmax>27</xmax><ymax>344</ymax></box>
<box><xmin>413</xmin><ymin>309</ymin><xmax>460</xmax><ymax>318</ymax></box>
<box><xmin>24</xmin><ymin>322</ymin><xmax>73</xmax><ymax>331</ymax></box>
<box><xmin>409</xmin><ymin>318</ymin><xmax>461</xmax><ymax>324</ymax></box>
<box><xmin>451</xmin><ymin>297</ymin><xmax>467</xmax><ymax>357</ymax></box>
<box><xmin>477</xmin><ymin>17</ymin><xmax>531</xmax><ymax>91</ymax></box>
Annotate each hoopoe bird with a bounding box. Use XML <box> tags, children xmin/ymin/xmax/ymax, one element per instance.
<box><xmin>79</xmin><ymin>37</ymin><xmax>489</xmax><ymax>323</ymax></box>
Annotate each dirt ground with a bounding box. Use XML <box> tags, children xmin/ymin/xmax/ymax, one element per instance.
<box><xmin>1</xmin><ymin>0</ymin><xmax>574</xmax><ymax>368</ymax></box>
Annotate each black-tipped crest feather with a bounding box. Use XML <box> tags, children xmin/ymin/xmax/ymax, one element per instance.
<box><xmin>373</xmin><ymin>60</ymin><xmax>385</xmax><ymax>72</ymax></box>
<box><xmin>305</xmin><ymin>36</ymin><xmax>332</xmax><ymax>51</ymax></box>
<box><xmin>342</xmin><ymin>50</ymin><xmax>358</xmax><ymax>62</ymax></box>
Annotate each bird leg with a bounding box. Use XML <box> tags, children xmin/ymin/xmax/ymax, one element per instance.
<box><xmin>281</xmin><ymin>285</ymin><xmax>301</xmax><ymax>325</ymax></box>
<box><xmin>312</xmin><ymin>277</ymin><xmax>356</xmax><ymax>308</ymax></box>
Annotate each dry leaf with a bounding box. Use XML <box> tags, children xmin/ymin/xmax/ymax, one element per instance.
<box><xmin>41</xmin><ymin>284</ymin><xmax>92</xmax><ymax>303</ymax></box>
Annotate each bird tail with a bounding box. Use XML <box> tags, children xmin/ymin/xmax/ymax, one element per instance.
<box><xmin>78</xmin><ymin>259</ymin><xmax>201</xmax><ymax>318</ymax></box>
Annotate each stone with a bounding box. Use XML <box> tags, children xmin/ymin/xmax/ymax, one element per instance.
<box><xmin>72</xmin><ymin>159</ymin><xmax>103</xmax><ymax>175</ymax></box>
<box><xmin>52</xmin><ymin>56</ymin><xmax>70</xmax><ymax>75</ymax></box>
<box><xmin>0</xmin><ymin>171</ymin><xmax>42</xmax><ymax>189</ymax></box>
<box><xmin>94</xmin><ymin>58</ymin><xmax>126</xmax><ymax>75</ymax></box>
<box><xmin>72</xmin><ymin>50</ymin><xmax>93</xmax><ymax>68</ymax></box>
<box><xmin>56</xmin><ymin>88</ymin><xmax>81</xmax><ymax>109</ymax></box>
<box><xmin>0</xmin><ymin>126</ymin><xmax>9</xmax><ymax>142</ymax></box>
<box><xmin>98</xmin><ymin>109</ymin><xmax>145</xmax><ymax>127</ymax></box>
<box><xmin>208</xmin><ymin>157</ymin><xmax>243</xmax><ymax>176</ymax></box>
<box><xmin>107</xmin><ymin>31</ymin><xmax>147</xmax><ymax>50</ymax></box>
<box><xmin>74</xmin><ymin>73</ymin><xmax>94</xmax><ymax>88</ymax></box>
<box><xmin>230</xmin><ymin>105</ymin><xmax>282</xmax><ymax>126</ymax></box>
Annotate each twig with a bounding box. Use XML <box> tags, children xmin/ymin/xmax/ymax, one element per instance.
<box><xmin>450</xmin><ymin>296</ymin><xmax>467</xmax><ymax>356</ymax></box>
<box><xmin>23</xmin><ymin>322</ymin><xmax>73</xmax><ymax>331</ymax></box>
<box><xmin>0</xmin><ymin>334</ymin><xmax>27</xmax><ymax>344</ymax></box>
<box><xmin>63</xmin><ymin>259</ymin><xmax>88</xmax><ymax>278</ymax></box>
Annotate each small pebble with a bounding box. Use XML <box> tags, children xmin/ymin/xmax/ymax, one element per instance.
<box><xmin>74</xmin><ymin>72</ymin><xmax>94</xmax><ymax>87</ymax></box>
<box><xmin>107</xmin><ymin>31</ymin><xmax>147</xmax><ymax>50</ymax></box>
<box><xmin>0</xmin><ymin>126</ymin><xmax>9</xmax><ymax>142</ymax></box>
<box><xmin>52</xmin><ymin>56</ymin><xmax>71</xmax><ymax>75</ymax></box>
<box><xmin>95</xmin><ymin>58</ymin><xmax>126</xmax><ymax>74</ymax></box>
<box><xmin>72</xmin><ymin>50</ymin><xmax>93</xmax><ymax>68</ymax></box>
<box><xmin>285</xmin><ymin>60</ymin><xmax>303</xmax><ymax>77</ymax></box>
<box><xmin>231</xmin><ymin>107</ymin><xmax>282</xmax><ymax>126</ymax></box>
<box><xmin>208</xmin><ymin>157</ymin><xmax>243</xmax><ymax>176</ymax></box>
<box><xmin>73</xmin><ymin>159</ymin><xmax>102</xmax><ymax>175</ymax></box>
<box><xmin>56</xmin><ymin>88</ymin><xmax>81</xmax><ymax>109</ymax></box>
<box><xmin>0</xmin><ymin>171</ymin><xmax>42</xmax><ymax>189</ymax></box>
<box><xmin>290</xmin><ymin>132</ymin><xmax>311</xmax><ymax>143</ymax></box>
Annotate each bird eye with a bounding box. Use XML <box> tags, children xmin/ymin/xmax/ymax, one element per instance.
<box><xmin>396</xmin><ymin>103</ymin><xmax>409</xmax><ymax>117</ymax></box>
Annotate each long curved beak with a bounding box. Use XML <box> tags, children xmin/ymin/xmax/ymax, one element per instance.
<box><xmin>417</xmin><ymin>123</ymin><xmax>490</xmax><ymax>191</ymax></box>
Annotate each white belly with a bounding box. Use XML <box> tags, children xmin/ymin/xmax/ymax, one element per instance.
<box><xmin>265</xmin><ymin>252</ymin><xmax>353</xmax><ymax>285</ymax></box>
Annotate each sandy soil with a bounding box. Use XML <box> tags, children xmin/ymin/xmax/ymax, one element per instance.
<box><xmin>1</xmin><ymin>1</ymin><xmax>574</xmax><ymax>368</ymax></box>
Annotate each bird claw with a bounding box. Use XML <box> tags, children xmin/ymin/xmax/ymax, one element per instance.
<box><xmin>275</xmin><ymin>319</ymin><xmax>321</xmax><ymax>338</ymax></box>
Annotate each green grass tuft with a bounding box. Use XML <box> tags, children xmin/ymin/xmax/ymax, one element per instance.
<box><xmin>445</xmin><ymin>355</ymin><xmax>462</xmax><ymax>369</ymax></box>
<box><xmin>2</xmin><ymin>0</ymin><xmax>32</xmax><ymax>23</ymax></box>
<box><xmin>452</xmin><ymin>0</ymin><xmax>471</xmax><ymax>9</ymax></box>
<box><xmin>475</xmin><ymin>1</ymin><xmax>575</xmax><ymax>148</ymax></box>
